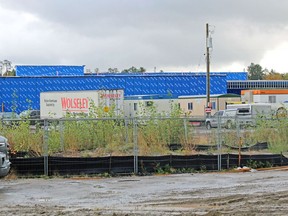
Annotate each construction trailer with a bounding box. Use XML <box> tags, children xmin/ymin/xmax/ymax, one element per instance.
<box><xmin>178</xmin><ymin>94</ymin><xmax>241</xmax><ymax>117</ymax></box>
<box><xmin>124</xmin><ymin>95</ymin><xmax>178</xmax><ymax>117</ymax></box>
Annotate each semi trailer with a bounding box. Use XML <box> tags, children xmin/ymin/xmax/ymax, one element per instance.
<box><xmin>40</xmin><ymin>90</ymin><xmax>124</xmax><ymax>119</ymax></box>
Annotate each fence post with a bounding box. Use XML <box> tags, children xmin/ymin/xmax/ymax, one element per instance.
<box><xmin>227</xmin><ymin>153</ymin><xmax>230</xmax><ymax>169</ymax></box>
<box><xmin>235</xmin><ymin>115</ymin><xmax>242</xmax><ymax>167</ymax></box>
<box><xmin>217</xmin><ymin>114</ymin><xmax>222</xmax><ymax>171</ymax></box>
<box><xmin>133</xmin><ymin>118</ymin><xmax>138</xmax><ymax>174</ymax></box>
<box><xmin>43</xmin><ymin>119</ymin><xmax>49</xmax><ymax>176</ymax></box>
<box><xmin>109</xmin><ymin>153</ymin><xmax>112</xmax><ymax>173</ymax></box>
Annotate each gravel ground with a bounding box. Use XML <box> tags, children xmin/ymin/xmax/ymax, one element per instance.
<box><xmin>1</xmin><ymin>168</ymin><xmax>288</xmax><ymax>215</ymax></box>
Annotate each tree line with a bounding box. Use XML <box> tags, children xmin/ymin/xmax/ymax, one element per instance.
<box><xmin>107</xmin><ymin>66</ymin><xmax>146</xmax><ymax>73</ymax></box>
<box><xmin>247</xmin><ymin>63</ymin><xmax>288</xmax><ymax>80</ymax></box>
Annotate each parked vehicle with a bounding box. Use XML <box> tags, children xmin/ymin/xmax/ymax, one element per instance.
<box><xmin>226</xmin><ymin>103</ymin><xmax>272</xmax><ymax>117</ymax></box>
<box><xmin>227</xmin><ymin>103</ymin><xmax>272</xmax><ymax>127</ymax></box>
<box><xmin>0</xmin><ymin>112</ymin><xmax>20</xmax><ymax>127</ymax></box>
<box><xmin>19</xmin><ymin>110</ymin><xmax>41</xmax><ymax>125</ymax></box>
<box><xmin>205</xmin><ymin>109</ymin><xmax>237</xmax><ymax>129</ymax></box>
<box><xmin>0</xmin><ymin>136</ymin><xmax>11</xmax><ymax>177</ymax></box>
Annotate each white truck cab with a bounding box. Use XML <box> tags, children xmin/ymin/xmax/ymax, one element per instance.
<box><xmin>205</xmin><ymin>109</ymin><xmax>237</xmax><ymax>129</ymax></box>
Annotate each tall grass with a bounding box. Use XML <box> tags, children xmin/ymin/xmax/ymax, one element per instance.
<box><xmin>1</xmin><ymin>104</ymin><xmax>288</xmax><ymax>156</ymax></box>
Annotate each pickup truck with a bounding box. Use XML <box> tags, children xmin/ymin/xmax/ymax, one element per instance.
<box><xmin>19</xmin><ymin>110</ymin><xmax>42</xmax><ymax>125</ymax></box>
<box><xmin>0</xmin><ymin>136</ymin><xmax>11</xmax><ymax>177</ymax></box>
<box><xmin>205</xmin><ymin>109</ymin><xmax>237</xmax><ymax>129</ymax></box>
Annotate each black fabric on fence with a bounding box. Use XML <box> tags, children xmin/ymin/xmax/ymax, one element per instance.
<box><xmin>170</xmin><ymin>155</ymin><xmax>218</xmax><ymax>171</ymax></box>
<box><xmin>241</xmin><ymin>154</ymin><xmax>288</xmax><ymax>167</ymax></box>
<box><xmin>193</xmin><ymin>145</ymin><xmax>218</xmax><ymax>151</ymax></box>
<box><xmin>48</xmin><ymin>157</ymin><xmax>112</xmax><ymax>175</ymax></box>
<box><xmin>223</xmin><ymin>142</ymin><xmax>269</xmax><ymax>152</ymax></box>
<box><xmin>10</xmin><ymin>157</ymin><xmax>44</xmax><ymax>175</ymax></box>
<box><xmin>10</xmin><ymin>154</ymin><xmax>288</xmax><ymax>176</ymax></box>
<box><xmin>220</xmin><ymin>153</ymin><xmax>288</xmax><ymax>169</ymax></box>
<box><xmin>139</xmin><ymin>155</ymin><xmax>172</xmax><ymax>173</ymax></box>
<box><xmin>110</xmin><ymin>156</ymin><xmax>134</xmax><ymax>174</ymax></box>
<box><xmin>190</xmin><ymin>142</ymin><xmax>269</xmax><ymax>152</ymax></box>
<box><xmin>248</xmin><ymin>142</ymin><xmax>269</xmax><ymax>151</ymax></box>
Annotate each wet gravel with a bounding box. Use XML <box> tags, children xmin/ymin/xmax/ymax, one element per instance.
<box><xmin>1</xmin><ymin>169</ymin><xmax>288</xmax><ymax>215</ymax></box>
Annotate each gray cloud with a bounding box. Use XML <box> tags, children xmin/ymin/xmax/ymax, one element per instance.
<box><xmin>1</xmin><ymin>0</ymin><xmax>288</xmax><ymax>72</ymax></box>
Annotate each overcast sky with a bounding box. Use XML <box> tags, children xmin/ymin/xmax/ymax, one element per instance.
<box><xmin>1</xmin><ymin>0</ymin><xmax>288</xmax><ymax>73</ymax></box>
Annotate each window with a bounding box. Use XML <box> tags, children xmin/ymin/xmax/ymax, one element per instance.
<box><xmin>268</xmin><ymin>95</ymin><xmax>276</xmax><ymax>103</ymax></box>
<box><xmin>213</xmin><ymin>110</ymin><xmax>223</xmax><ymax>117</ymax></box>
<box><xmin>188</xmin><ymin>102</ymin><xmax>193</xmax><ymax>110</ymax></box>
<box><xmin>134</xmin><ymin>103</ymin><xmax>137</xmax><ymax>111</ymax></box>
<box><xmin>211</xmin><ymin>102</ymin><xmax>216</xmax><ymax>110</ymax></box>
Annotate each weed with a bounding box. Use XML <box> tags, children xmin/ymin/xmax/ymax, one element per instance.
<box><xmin>246</xmin><ymin>160</ymin><xmax>273</xmax><ymax>169</ymax></box>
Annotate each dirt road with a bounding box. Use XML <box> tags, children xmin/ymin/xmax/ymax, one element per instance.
<box><xmin>1</xmin><ymin>169</ymin><xmax>288</xmax><ymax>215</ymax></box>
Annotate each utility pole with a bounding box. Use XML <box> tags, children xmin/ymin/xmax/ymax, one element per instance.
<box><xmin>206</xmin><ymin>23</ymin><xmax>210</xmax><ymax>111</ymax></box>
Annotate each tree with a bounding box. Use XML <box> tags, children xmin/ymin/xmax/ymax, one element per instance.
<box><xmin>247</xmin><ymin>63</ymin><xmax>265</xmax><ymax>80</ymax></box>
<box><xmin>121</xmin><ymin>66</ymin><xmax>146</xmax><ymax>73</ymax></box>
<box><xmin>264</xmin><ymin>69</ymin><xmax>283</xmax><ymax>80</ymax></box>
<box><xmin>107</xmin><ymin>68</ymin><xmax>119</xmax><ymax>73</ymax></box>
<box><xmin>3</xmin><ymin>69</ymin><xmax>16</xmax><ymax>76</ymax></box>
<box><xmin>0</xmin><ymin>59</ymin><xmax>13</xmax><ymax>76</ymax></box>
<box><xmin>139</xmin><ymin>67</ymin><xmax>146</xmax><ymax>73</ymax></box>
<box><xmin>282</xmin><ymin>73</ymin><xmax>288</xmax><ymax>80</ymax></box>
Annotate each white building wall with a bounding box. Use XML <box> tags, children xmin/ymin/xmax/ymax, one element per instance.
<box><xmin>249</xmin><ymin>94</ymin><xmax>288</xmax><ymax>113</ymax></box>
<box><xmin>253</xmin><ymin>94</ymin><xmax>288</xmax><ymax>104</ymax></box>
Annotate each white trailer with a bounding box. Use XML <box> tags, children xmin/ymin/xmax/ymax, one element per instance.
<box><xmin>124</xmin><ymin>95</ymin><xmax>178</xmax><ymax>118</ymax></box>
<box><xmin>226</xmin><ymin>103</ymin><xmax>273</xmax><ymax>126</ymax></box>
<box><xmin>241</xmin><ymin>89</ymin><xmax>288</xmax><ymax>117</ymax></box>
<box><xmin>226</xmin><ymin>103</ymin><xmax>272</xmax><ymax>117</ymax></box>
<box><xmin>40</xmin><ymin>90</ymin><xmax>124</xmax><ymax>119</ymax></box>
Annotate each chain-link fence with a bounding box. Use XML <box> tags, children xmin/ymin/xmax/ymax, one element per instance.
<box><xmin>1</xmin><ymin>115</ymin><xmax>288</xmax><ymax>176</ymax></box>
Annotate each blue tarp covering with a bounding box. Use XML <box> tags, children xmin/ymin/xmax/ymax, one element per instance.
<box><xmin>0</xmin><ymin>74</ymin><xmax>227</xmax><ymax>113</ymax></box>
<box><xmin>16</xmin><ymin>65</ymin><xmax>85</xmax><ymax>77</ymax></box>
